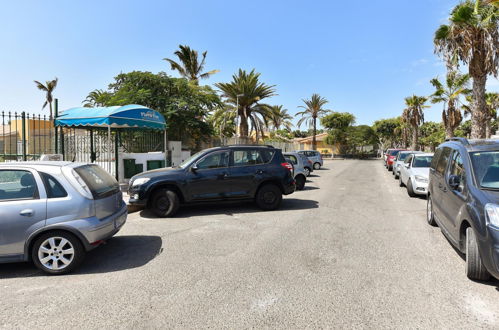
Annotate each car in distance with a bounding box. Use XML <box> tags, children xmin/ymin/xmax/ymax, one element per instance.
<box><xmin>284</xmin><ymin>152</ymin><xmax>308</xmax><ymax>190</ymax></box>
<box><xmin>0</xmin><ymin>162</ymin><xmax>127</xmax><ymax>275</ymax></box>
<box><xmin>427</xmin><ymin>138</ymin><xmax>499</xmax><ymax>281</ymax></box>
<box><xmin>398</xmin><ymin>153</ymin><xmax>433</xmax><ymax>197</ymax></box>
<box><xmin>129</xmin><ymin>145</ymin><xmax>296</xmax><ymax>217</ymax></box>
<box><xmin>392</xmin><ymin>151</ymin><xmax>423</xmax><ymax>179</ymax></box>
<box><xmin>297</xmin><ymin>150</ymin><xmax>323</xmax><ymax>170</ymax></box>
<box><xmin>385</xmin><ymin>149</ymin><xmax>405</xmax><ymax>170</ymax></box>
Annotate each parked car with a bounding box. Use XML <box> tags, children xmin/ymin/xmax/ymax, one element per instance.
<box><xmin>398</xmin><ymin>153</ymin><xmax>434</xmax><ymax>197</ymax></box>
<box><xmin>427</xmin><ymin>137</ymin><xmax>499</xmax><ymax>281</ymax></box>
<box><xmin>284</xmin><ymin>152</ymin><xmax>308</xmax><ymax>190</ymax></box>
<box><xmin>297</xmin><ymin>150</ymin><xmax>323</xmax><ymax>170</ymax></box>
<box><xmin>385</xmin><ymin>149</ymin><xmax>405</xmax><ymax>170</ymax></box>
<box><xmin>392</xmin><ymin>151</ymin><xmax>423</xmax><ymax>179</ymax></box>
<box><xmin>383</xmin><ymin>148</ymin><xmax>393</xmax><ymax>165</ymax></box>
<box><xmin>0</xmin><ymin>162</ymin><xmax>127</xmax><ymax>275</ymax></box>
<box><xmin>129</xmin><ymin>145</ymin><xmax>296</xmax><ymax>217</ymax></box>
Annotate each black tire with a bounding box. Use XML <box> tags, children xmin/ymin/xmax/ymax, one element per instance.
<box><xmin>407</xmin><ymin>180</ymin><xmax>417</xmax><ymax>197</ymax></box>
<box><xmin>426</xmin><ymin>196</ymin><xmax>437</xmax><ymax>226</ymax></box>
<box><xmin>394</xmin><ymin>171</ymin><xmax>399</xmax><ymax>179</ymax></box>
<box><xmin>295</xmin><ymin>175</ymin><xmax>306</xmax><ymax>191</ymax></box>
<box><xmin>255</xmin><ymin>184</ymin><xmax>282</xmax><ymax>211</ymax></box>
<box><xmin>313</xmin><ymin>162</ymin><xmax>321</xmax><ymax>170</ymax></box>
<box><xmin>465</xmin><ymin>227</ymin><xmax>490</xmax><ymax>281</ymax></box>
<box><xmin>31</xmin><ymin>231</ymin><xmax>85</xmax><ymax>275</ymax></box>
<box><xmin>399</xmin><ymin>176</ymin><xmax>404</xmax><ymax>187</ymax></box>
<box><xmin>151</xmin><ymin>188</ymin><xmax>179</xmax><ymax>217</ymax></box>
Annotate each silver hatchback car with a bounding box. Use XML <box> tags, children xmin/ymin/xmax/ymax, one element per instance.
<box><xmin>297</xmin><ymin>150</ymin><xmax>324</xmax><ymax>170</ymax></box>
<box><xmin>0</xmin><ymin>162</ymin><xmax>127</xmax><ymax>274</ymax></box>
<box><xmin>283</xmin><ymin>152</ymin><xmax>308</xmax><ymax>190</ymax></box>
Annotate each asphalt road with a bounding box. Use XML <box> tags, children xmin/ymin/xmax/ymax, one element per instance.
<box><xmin>1</xmin><ymin>160</ymin><xmax>499</xmax><ymax>329</ymax></box>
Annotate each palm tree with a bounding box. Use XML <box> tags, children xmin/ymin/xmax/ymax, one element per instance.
<box><xmin>403</xmin><ymin>95</ymin><xmax>428</xmax><ymax>150</ymax></box>
<box><xmin>209</xmin><ymin>106</ymin><xmax>237</xmax><ymax>139</ymax></box>
<box><xmin>164</xmin><ymin>45</ymin><xmax>219</xmax><ymax>84</ymax></box>
<box><xmin>215</xmin><ymin>69</ymin><xmax>276</xmax><ymax>141</ymax></box>
<box><xmin>485</xmin><ymin>92</ymin><xmax>499</xmax><ymax>137</ymax></box>
<box><xmin>82</xmin><ymin>89</ymin><xmax>110</xmax><ymax>107</ymax></box>
<box><xmin>296</xmin><ymin>94</ymin><xmax>330</xmax><ymax>150</ymax></box>
<box><xmin>34</xmin><ymin>78</ymin><xmax>58</xmax><ymax>117</ymax></box>
<box><xmin>430</xmin><ymin>70</ymin><xmax>471</xmax><ymax>138</ymax></box>
<box><xmin>269</xmin><ymin>105</ymin><xmax>293</xmax><ymax>131</ymax></box>
<box><xmin>434</xmin><ymin>0</ymin><xmax>499</xmax><ymax>138</ymax></box>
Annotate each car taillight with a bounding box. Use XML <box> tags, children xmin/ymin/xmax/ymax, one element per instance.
<box><xmin>281</xmin><ymin>162</ymin><xmax>293</xmax><ymax>171</ymax></box>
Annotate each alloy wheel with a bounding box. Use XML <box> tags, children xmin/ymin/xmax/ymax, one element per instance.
<box><xmin>38</xmin><ymin>237</ymin><xmax>75</xmax><ymax>271</ymax></box>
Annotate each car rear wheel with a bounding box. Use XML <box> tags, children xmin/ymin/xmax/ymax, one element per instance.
<box><xmin>465</xmin><ymin>227</ymin><xmax>490</xmax><ymax>281</ymax></box>
<box><xmin>151</xmin><ymin>188</ymin><xmax>179</xmax><ymax>218</ymax></box>
<box><xmin>407</xmin><ymin>180</ymin><xmax>417</xmax><ymax>197</ymax></box>
<box><xmin>426</xmin><ymin>196</ymin><xmax>437</xmax><ymax>226</ymax></box>
<box><xmin>313</xmin><ymin>162</ymin><xmax>321</xmax><ymax>170</ymax></box>
<box><xmin>255</xmin><ymin>184</ymin><xmax>282</xmax><ymax>211</ymax></box>
<box><xmin>32</xmin><ymin>231</ymin><xmax>85</xmax><ymax>275</ymax></box>
<box><xmin>295</xmin><ymin>175</ymin><xmax>306</xmax><ymax>191</ymax></box>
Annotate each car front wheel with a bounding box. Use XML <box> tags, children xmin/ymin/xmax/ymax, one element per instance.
<box><xmin>32</xmin><ymin>231</ymin><xmax>85</xmax><ymax>275</ymax></box>
<box><xmin>426</xmin><ymin>196</ymin><xmax>437</xmax><ymax>226</ymax></box>
<box><xmin>304</xmin><ymin>167</ymin><xmax>311</xmax><ymax>177</ymax></box>
<box><xmin>151</xmin><ymin>188</ymin><xmax>180</xmax><ymax>217</ymax></box>
<box><xmin>255</xmin><ymin>184</ymin><xmax>283</xmax><ymax>211</ymax></box>
<box><xmin>465</xmin><ymin>227</ymin><xmax>490</xmax><ymax>281</ymax></box>
<box><xmin>407</xmin><ymin>180</ymin><xmax>417</xmax><ymax>197</ymax></box>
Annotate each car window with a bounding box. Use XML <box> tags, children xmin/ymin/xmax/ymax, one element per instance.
<box><xmin>74</xmin><ymin>165</ymin><xmax>119</xmax><ymax>199</ymax></box>
<box><xmin>398</xmin><ymin>153</ymin><xmax>410</xmax><ymax>161</ymax></box>
<box><xmin>404</xmin><ymin>155</ymin><xmax>413</xmax><ymax>164</ymax></box>
<box><xmin>435</xmin><ymin>147</ymin><xmax>451</xmax><ymax>175</ymax></box>
<box><xmin>449</xmin><ymin>151</ymin><xmax>465</xmax><ymax>191</ymax></box>
<box><xmin>196</xmin><ymin>151</ymin><xmax>229</xmax><ymax>170</ymax></box>
<box><xmin>233</xmin><ymin>149</ymin><xmax>275</xmax><ymax>166</ymax></box>
<box><xmin>0</xmin><ymin>170</ymin><xmax>38</xmax><ymax>201</ymax></box>
<box><xmin>413</xmin><ymin>156</ymin><xmax>433</xmax><ymax>168</ymax></box>
<box><xmin>40</xmin><ymin>172</ymin><xmax>68</xmax><ymax>198</ymax></box>
<box><xmin>431</xmin><ymin>148</ymin><xmax>442</xmax><ymax>170</ymax></box>
<box><xmin>285</xmin><ymin>155</ymin><xmax>298</xmax><ymax>165</ymax></box>
<box><xmin>470</xmin><ymin>151</ymin><xmax>499</xmax><ymax>189</ymax></box>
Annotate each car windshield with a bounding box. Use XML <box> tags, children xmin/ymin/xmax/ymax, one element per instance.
<box><xmin>388</xmin><ymin>150</ymin><xmax>401</xmax><ymax>156</ymax></box>
<box><xmin>412</xmin><ymin>156</ymin><xmax>433</xmax><ymax>168</ymax></box>
<box><xmin>470</xmin><ymin>151</ymin><xmax>499</xmax><ymax>189</ymax></box>
<box><xmin>179</xmin><ymin>150</ymin><xmax>205</xmax><ymax>169</ymax></box>
<box><xmin>398</xmin><ymin>153</ymin><xmax>410</xmax><ymax>161</ymax></box>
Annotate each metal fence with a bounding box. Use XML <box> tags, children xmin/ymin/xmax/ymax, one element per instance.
<box><xmin>0</xmin><ymin>111</ymin><xmax>55</xmax><ymax>161</ymax></box>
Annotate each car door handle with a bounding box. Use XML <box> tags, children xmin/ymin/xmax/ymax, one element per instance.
<box><xmin>256</xmin><ymin>170</ymin><xmax>264</xmax><ymax>174</ymax></box>
<box><xmin>20</xmin><ymin>209</ymin><xmax>34</xmax><ymax>217</ymax></box>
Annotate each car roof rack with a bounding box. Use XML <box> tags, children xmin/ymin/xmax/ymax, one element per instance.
<box><xmin>445</xmin><ymin>137</ymin><xmax>470</xmax><ymax>146</ymax></box>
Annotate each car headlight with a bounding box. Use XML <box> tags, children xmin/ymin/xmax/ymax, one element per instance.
<box><xmin>131</xmin><ymin>177</ymin><xmax>150</xmax><ymax>187</ymax></box>
<box><xmin>414</xmin><ymin>175</ymin><xmax>428</xmax><ymax>183</ymax></box>
<box><xmin>485</xmin><ymin>203</ymin><xmax>499</xmax><ymax>228</ymax></box>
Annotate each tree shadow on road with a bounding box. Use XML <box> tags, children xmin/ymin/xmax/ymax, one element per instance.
<box><xmin>0</xmin><ymin>235</ymin><xmax>162</xmax><ymax>279</ymax></box>
<box><xmin>139</xmin><ymin>198</ymin><xmax>319</xmax><ymax>219</ymax></box>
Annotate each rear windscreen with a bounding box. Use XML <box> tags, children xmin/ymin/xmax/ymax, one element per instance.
<box><xmin>74</xmin><ymin>165</ymin><xmax>119</xmax><ymax>199</ymax></box>
<box><xmin>388</xmin><ymin>150</ymin><xmax>401</xmax><ymax>156</ymax></box>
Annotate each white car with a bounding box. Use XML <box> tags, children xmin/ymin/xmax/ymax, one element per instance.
<box><xmin>399</xmin><ymin>153</ymin><xmax>434</xmax><ymax>197</ymax></box>
<box><xmin>392</xmin><ymin>151</ymin><xmax>423</xmax><ymax>179</ymax></box>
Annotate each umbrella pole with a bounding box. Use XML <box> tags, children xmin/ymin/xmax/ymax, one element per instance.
<box><xmin>164</xmin><ymin>129</ymin><xmax>168</xmax><ymax>167</ymax></box>
<box><xmin>108</xmin><ymin>125</ymin><xmax>111</xmax><ymax>175</ymax></box>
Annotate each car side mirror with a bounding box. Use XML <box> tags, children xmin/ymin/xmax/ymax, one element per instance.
<box><xmin>448</xmin><ymin>175</ymin><xmax>460</xmax><ymax>190</ymax></box>
<box><xmin>191</xmin><ymin>164</ymin><xmax>198</xmax><ymax>172</ymax></box>
<box><xmin>404</xmin><ymin>163</ymin><xmax>410</xmax><ymax>168</ymax></box>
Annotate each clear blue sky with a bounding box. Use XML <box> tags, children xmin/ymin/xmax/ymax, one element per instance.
<box><xmin>1</xmin><ymin>0</ymin><xmax>498</xmax><ymax>127</ymax></box>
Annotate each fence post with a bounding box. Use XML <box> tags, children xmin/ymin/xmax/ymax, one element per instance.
<box><xmin>54</xmin><ymin>98</ymin><xmax>58</xmax><ymax>154</ymax></box>
<box><xmin>21</xmin><ymin>112</ymin><xmax>27</xmax><ymax>161</ymax></box>
<box><xmin>115</xmin><ymin>130</ymin><xmax>119</xmax><ymax>182</ymax></box>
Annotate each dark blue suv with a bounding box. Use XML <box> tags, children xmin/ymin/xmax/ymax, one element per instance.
<box><xmin>128</xmin><ymin>145</ymin><xmax>296</xmax><ymax>217</ymax></box>
<box><xmin>427</xmin><ymin>138</ymin><xmax>499</xmax><ymax>281</ymax></box>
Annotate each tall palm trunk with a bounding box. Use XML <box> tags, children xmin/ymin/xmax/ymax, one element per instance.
<box><xmin>471</xmin><ymin>75</ymin><xmax>488</xmax><ymax>139</ymax></box>
<box><xmin>411</xmin><ymin>125</ymin><xmax>418</xmax><ymax>150</ymax></box>
<box><xmin>239</xmin><ymin>108</ymin><xmax>249</xmax><ymax>138</ymax></box>
<box><xmin>312</xmin><ymin>117</ymin><xmax>317</xmax><ymax>150</ymax></box>
<box><xmin>486</xmin><ymin>120</ymin><xmax>492</xmax><ymax>139</ymax></box>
